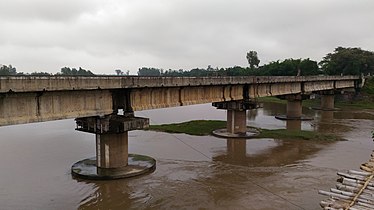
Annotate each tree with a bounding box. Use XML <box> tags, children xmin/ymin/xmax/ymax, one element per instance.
<box><xmin>0</xmin><ymin>65</ymin><xmax>17</xmax><ymax>75</ymax></box>
<box><xmin>59</xmin><ymin>67</ymin><xmax>94</xmax><ymax>76</ymax></box>
<box><xmin>246</xmin><ymin>51</ymin><xmax>260</xmax><ymax>69</ymax></box>
<box><xmin>115</xmin><ymin>69</ymin><xmax>124</xmax><ymax>75</ymax></box>
<box><xmin>30</xmin><ymin>72</ymin><xmax>51</xmax><ymax>76</ymax></box>
<box><xmin>137</xmin><ymin>67</ymin><xmax>161</xmax><ymax>76</ymax></box>
<box><xmin>259</xmin><ymin>58</ymin><xmax>320</xmax><ymax>76</ymax></box>
<box><xmin>319</xmin><ymin>47</ymin><xmax>374</xmax><ymax>75</ymax></box>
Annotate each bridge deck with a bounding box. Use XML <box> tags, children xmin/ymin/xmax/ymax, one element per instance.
<box><xmin>0</xmin><ymin>75</ymin><xmax>360</xmax><ymax>93</ymax></box>
<box><xmin>0</xmin><ymin>76</ymin><xmax>363</xmax><ymax>126</ymax></box>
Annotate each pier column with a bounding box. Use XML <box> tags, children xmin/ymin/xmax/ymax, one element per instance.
<box><xmin>227</xmin><ymin>109</ymin><xmax>247</xmax><ymax>134</ymax></box>
<box><xmin>313</xmin><ymin>90</ymin><xmax>337</xmax><ymax>111</ymax></box>
<box><xmin>72</xmin><ymin>114</ymin><xmax>156</xmax><ymax>180</ymax></box>
<box><xmin>275</xmin><ymin>94</ymin><xmax>313</xmax><ymax>121</ymax></box>
<box><xmin>286</xmin><ymin>100</ymin><xmax>302</xmax><ymax>119</ymax></box>
<box><xmin>96</xmin><ymin>132</ymin><xmax>128</xmax><ymax>168</ymax></box>
<box><xmin>320</xmin><ymin>94</ymin><xmax>335</xmax><ymax>111</ymax></box>
<box><xmin>212</xmin><ymin>100</ymin><xmax>259</xmax><ymax>138</ymax></box>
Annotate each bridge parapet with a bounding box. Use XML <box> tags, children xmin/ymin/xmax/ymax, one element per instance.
<box><xmin>0</xmin><ymin>75</ymin><xmax>360</xmax><ymax>93</ymax></box>
<box><xmin>0</xmin><ymin>75</ymin><xmax>363</xmax><ymax>126</ymax></box>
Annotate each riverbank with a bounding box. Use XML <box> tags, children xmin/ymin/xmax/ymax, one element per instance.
<box><xmin>148</xmin><ymin>120</ymin><xmax>343</xmax><ymax>141</ymax></box>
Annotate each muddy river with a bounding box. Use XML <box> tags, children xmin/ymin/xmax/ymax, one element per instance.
<box><xmin>0</xmin><ymin>102</ymin><xmax>373</xmax><ymax>209</ymax></box>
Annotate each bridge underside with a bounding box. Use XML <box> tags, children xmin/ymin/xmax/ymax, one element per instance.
<box><xmin>0</xmin><ymin>79</ymin><xmax>357</xmax><ymax>126</ymax></box>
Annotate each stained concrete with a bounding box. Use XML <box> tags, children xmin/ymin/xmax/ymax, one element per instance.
<box><xmin>71</xmin><ymin>154</ymin><xmax>156</xmax><ymax>180</ymax></box>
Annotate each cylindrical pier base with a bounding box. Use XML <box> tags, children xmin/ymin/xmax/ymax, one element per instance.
<box><xmin>320</xmin><ymin>95</ymin><xmax>335</xmax><ymax>111</ymax></box>
<box><xmin>71</xmin><ymin>154</ymin><xmax>156</xmax><ymax>180</ymax></box>
<box><xmin>275</xmin><ymin>99</ymin><xmax>313</xmax><ymax>121</ymax></box>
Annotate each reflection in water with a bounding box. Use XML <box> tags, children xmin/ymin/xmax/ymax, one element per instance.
<box><xmin>286</xmin><ymin>120</ymin><xmax>302</xmax><ymax>131</ymax></box>
<box><xmin>334</xmin><ymin>110</ymin><xmax>374</xmax><ymax>120</ymax></box>
<box><xmin>313</xmin><ymin>110</ymin><xmax>353</xmax><ymax>134</ymax></box>
<box><xmin>78</xmin><ymin>180</ymin><xmax>132</xmax><ymax>210</ymax></box>
<box><xmin>247</xmin><ymin>109</ymin><xmax>258</xmax><ymax>121</ymax></box>
<box><xmin>1</xmin><ymin>103</ymin><xmax>373</xmax><ymax>209</ymax></box>
<box><xmin>213</xmin><ymin>138</ymin><xmax>332</xmax><ymax>167</ymax></box>
<box><xmin>320</xmin><ymin>111</ymin><xmax>334</xmax><ymax>123</ymax></box>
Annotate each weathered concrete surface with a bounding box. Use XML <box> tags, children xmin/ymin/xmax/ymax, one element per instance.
<box><xmin>0</xmin><ymin>76</ymin><xmax>362</xmax><ymax>126</ymax></box>
<box><xmin>75</xmin><ymin>115</ymin><xmax>149</xmax><ymax>134</ymax></box>
<box><xmin>71</xmin><ymin>154</ymin><xmax>156</xmax><ymax>180</ymax></box>
<box><xmin>0</xmin><ymin>90</ymin><xmax>113</xmax><ymax>126</ymax></box>
<box><xmin>320</xmin><ymin>95</ymin><xmax>335</xmax><ymax>110</ymax></box>
<box><xmin>96</xmin><ymin>132</ymin><xmax>129</xmax><ymax>168</ymax></box>
<box><xmin>0</xmin><ymin>76</ymin><xmax>360</xmax><ymax>93</ymax></box>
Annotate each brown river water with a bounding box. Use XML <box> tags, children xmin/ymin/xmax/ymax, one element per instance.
<box><xmin>0</xmin><ymin>102</ymin><xmax>373</xmax><ymax>210</ymax></box>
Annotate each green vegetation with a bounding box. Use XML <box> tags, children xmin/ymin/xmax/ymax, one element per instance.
<box><xmin>334</xmin><ymin>77</ymin><xmax>374</xmax><ymax>109</ymax></box>
<box><xmin>59</xmin><ymin>67</ymin><xmax>94</xmax><ymax>76</ymax></box>
<box><xmin>149</xmin><ymin>120</ymin><xmax>226</xmax><ymax>136</ymax></box>
<box><xmin>257</xmin><ymin>97</ymin><xmax>319</xmax><ymax>108</ymax></box>
<box><xmin>320</xmin><ymin>47</ymin><xmax>374</xmax><ymax>75</ymax></box>
<box><xmin>148</xmin><ymin>120</ymin><xmax>343</xmax><ymax>141</ymax></box>
<box><xmin>257</xmin><ymin>129</ymin><xmax>342</xmax><ymax>141</ymax></box>
<box><xmin>0</xmin><ymin>65</ymin><xmax>95</xmax><ymax>76</ymax></box>
<box><xmin>3</xmin><ymin>46</ymin><xmax>374</xmax><ymax>77</ymax></box>
<box><xmin>246</xmin><ymin>50</ymin><xmax>260</xmax><ymax>69</ymax></box>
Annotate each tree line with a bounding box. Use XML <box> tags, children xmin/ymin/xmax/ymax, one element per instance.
<box><xmin>138</xmin><ymin>47</ymin><xmax>374</xmax><ymax>77</ymax></box>
<box><xmin>0</xmin><ymin>66</ymin><xmax>94</xmax><ymax>76</ymax></box>
<box><xmin>2</xmin><ymin>46</ymin><xmax>374</xmax><ymax>76</ymax></box>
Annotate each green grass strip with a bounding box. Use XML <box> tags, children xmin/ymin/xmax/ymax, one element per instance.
<box><xmin>147</xmin><ymin>120</ymin><xmax>343</xmax><ymax>141</ymax></box>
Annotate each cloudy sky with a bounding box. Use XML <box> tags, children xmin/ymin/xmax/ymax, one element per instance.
<box><xmin>0</xmin><ymin>0</ymin><xmax>373</xmax><ymax>75</ymax></box>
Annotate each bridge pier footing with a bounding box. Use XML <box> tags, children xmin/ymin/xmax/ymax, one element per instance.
<box><xmin>313</xmin><ymin>91</ymin><xmax>338</xmax><ymax>111</ymax></box>
<box><xmin>212</xmin><ymin>100</ymin><xmax>260</xmax><ymax>138</ymax></box>
<box><xmin>71</xmin><ymin>114</ymin><xmax>155</xmax><ymax>180</ymax></box>
<box><xmin>275</xmin><ymin>94</ymin><xmax>313</xmax><ymax>121</ymax></box>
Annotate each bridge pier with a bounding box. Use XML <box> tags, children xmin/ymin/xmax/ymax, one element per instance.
<box><xmin>71</xmin><ymin>114</ymin><xmax>155</xmax><ymax>180</ymax></box>
<box><xmin>314</xmin><ymin>91</ymin><xmax>337</xmax><ymax>111</ymax></box>
<box><xmin>212</xmin><ymin>100</ymin><xmax>260</xmax><ymax>138</ymax></box>
<box><xmin>312</xmin><ymin>91</ymin><xmax>339</xmax><ymax>111</ymax></box>
<box><xmin>275</xmin><ymin>94</ymin><xmax>313</xmax><ymax>121</ymax></box>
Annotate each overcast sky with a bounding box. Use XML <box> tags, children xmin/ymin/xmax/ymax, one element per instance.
<box><xmin>0</xmin><ymin>0</ymin><xmax>373</xmax><ymax>75</ymax></box>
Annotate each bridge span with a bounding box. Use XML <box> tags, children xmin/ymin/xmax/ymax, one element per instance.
<box><xmin>0</xmin><ymin>75</ymin><xmax>361</xmax><ymax>126</ymax></box>
<box><xmin>0</xmin><ymin>75</ymin><xmax>363</xmax><ymax>180</ymax></box>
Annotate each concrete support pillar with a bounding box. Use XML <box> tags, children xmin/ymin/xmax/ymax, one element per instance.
<box><xmin>96</xmin><ymin>132</ymin><xmax>128</xmax><ymax>168</ymax></box>
<box><xmin>227</xmin><ymin>109</ymin><xmax>247</xmax><ymax>134</ymax></box>
<box><xmin>321</xmin><ymin>94</ymin><xmax>335</xmax><ymax>110</ymax></box>
<box><xmin>72</xmin><ymin>114</ymin><xmax>156</xmax><ymax>180</ymax></box>
<box><xmin>212</xmin><ymin>100</ymin><xmax>260</xmax><ymax>138</ymax></box>
<box><xmin>286</xmin><ymin>100</ymin><xmax>302</xmax><ymax>119</ymax></box>
<box><xmin>275</xmin><ymin>94</ymin><xmax>312</xmax><ymax>121</ymax></box>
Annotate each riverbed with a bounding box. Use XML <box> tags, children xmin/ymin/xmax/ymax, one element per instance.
<box><xmin>0</xmin><ymin>102</ymin><xmax>373</xmax><ymax>209</ymax></box>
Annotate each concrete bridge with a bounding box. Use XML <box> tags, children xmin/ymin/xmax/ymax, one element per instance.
<box><xmin>0</xmin><ymin>75</ymin><xmax>363</xmax><ymax>179</ymax></box>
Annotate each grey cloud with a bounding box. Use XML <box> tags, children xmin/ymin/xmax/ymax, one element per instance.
<box><xmin>1</xmin><ymin>0</ymin><xmax>374</xmax><ymax>74</ymax></box>
<box><xmin>0</xmin><ymin>0</ymin><xmax>100</xmax><ymax>22</ymax></box>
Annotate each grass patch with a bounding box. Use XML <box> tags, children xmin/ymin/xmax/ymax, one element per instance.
<box><xmin>148</xmin><ymin>120</ymin><xmax>226</xmax><ymax>136</ymax></box>
<box><xmin>148</xmin><ymin>120</ymin><xmax>342</xmax><ymax>141</ymax></box>
<box><xmin>257</xmin><ymin>97</ymin><xmax>319</xmax><ymax>107</ymax></box>
<box><xmin>335</xmin><ymin>100</ymin><xmax>374</xmax><ymax>110</ymax></box>
<box><xmin>257</xmin><ymin>128</ymin><xmax>343</xmax><ymax>141</ymax></box>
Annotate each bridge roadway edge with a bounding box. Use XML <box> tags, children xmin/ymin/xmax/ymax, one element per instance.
<box><xmin>0</xmin><ymin>76</ymin><xmax>362</xmax><ymax>126</ymax></box>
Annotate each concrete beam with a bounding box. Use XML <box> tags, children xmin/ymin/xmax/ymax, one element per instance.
<box><xmin>0</xmin><ymin>76</ymin><xmax>360</xmax><ymax>93</ymax></box>
<box><xmin>0</xmin><ymin>90</ymin><xmax>113</xmax><ymax>126</ymax></box>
